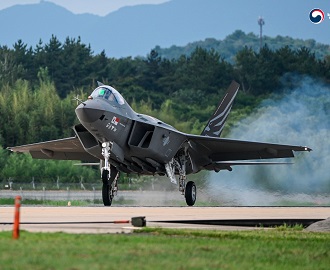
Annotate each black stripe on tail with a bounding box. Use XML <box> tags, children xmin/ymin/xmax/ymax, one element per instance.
<box><xmin>201</xmin><ymin>81</ymin><xmax>240</xmax><ymax>137</ymax></box>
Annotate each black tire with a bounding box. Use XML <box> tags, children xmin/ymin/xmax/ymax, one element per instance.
<box><xmin>102</xmin><ymin>183</ymin><xmax>112</xmax><ymax>206</ymax></box>
<box><xmin>102</xmin><ymin>169</ymin><xmax>109</xmax><ymax>184</ymax></box>
<box><xmin>185</xmin><ymin>181</ymin><xmax>196</xmax><ymax>206</ymax></box>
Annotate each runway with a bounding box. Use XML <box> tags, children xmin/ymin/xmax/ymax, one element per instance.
<box><xmin>1</xmin><ymin>206</ymin><xmax>329</xmax><ymax>233</ymax></box>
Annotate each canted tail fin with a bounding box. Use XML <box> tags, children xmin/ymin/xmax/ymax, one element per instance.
<box><xmin>201</xmin><ymin>80</ymin><xmax>240</xmax><ymax>137</ymax></box>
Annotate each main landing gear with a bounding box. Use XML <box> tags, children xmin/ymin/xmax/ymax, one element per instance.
<box><xmin>101</xmin><ymin>141</ymin><xmax>196</xmax><ymax>207</ymax></box>
<box><xmin>101</xmin><ymin>142</ymin><xmax>118</xmax><ymax>206</ymax></box>
<box><xmin>165</xmin><ymin>155</ymin><xmax>196</xmax><ymax>206</ymax></box>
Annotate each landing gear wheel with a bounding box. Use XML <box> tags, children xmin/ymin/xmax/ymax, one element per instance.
<box><xmin>185</xmin><ymin>181</ymin><xmax>196</xmax><ymax>206</ymax></box>
<box><xmin>102</xmin><ymin>183</ymin><xmax>113</xmax><ymax>206</ymax></box>
<box><xmin>100</xmin><ymin>164</ymin><xmax>119</xmax><ymax>207</ymax></box>
<box><xmin>102</xmin><ymin>169</ymin><xmax>110</xmax><ymax>184</ymax></box>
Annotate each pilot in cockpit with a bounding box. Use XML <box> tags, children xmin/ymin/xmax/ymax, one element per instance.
<box><xmin>89</xmin><ymin>87</ymin><xmax>125</xmax><ymax>105</ymax></box>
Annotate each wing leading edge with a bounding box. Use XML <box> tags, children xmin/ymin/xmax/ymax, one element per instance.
<box><xmin>186</xmin><ymin>134</ymin><xmax>311</xmax><ymax>172</ymax></box>
<box><xmin>8</xmin><ymin>137</ymin><xmax>98</xmax><ymax>162</ymax></box>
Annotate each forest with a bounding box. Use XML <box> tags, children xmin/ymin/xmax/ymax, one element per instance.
<box><xmin>0</xmin><ymin>34</ymin><xmax>329</xmax><ymax>183</ymax></box>
<box><xmin>154</xmin><ymin>30</ymin><xmax>330</xmax><ymax>62</ymax></box>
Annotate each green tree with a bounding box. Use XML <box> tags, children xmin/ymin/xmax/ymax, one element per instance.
<box><xmin>0</xmin><ymin>46</ymin><xmax>24</xmax><ymax>85</ymax></box>
<box><xmin>294</xmin><ymin>47</ymin><xmax>319</xmax><ymax>76</ymax></box>
<box><xmin>13</xmin><ymin>39</ymin><xmax>34</xmax><ymax>81</ymax></box>
<box><xmin>61</xmin><ymin>37</ymin><xmax>94</xmax><ymax>91</ymax></box>
<box><xmin>235</xmin><ymin>46</ymin><xmax>257</xmax><ymax>93</ymax></box>
<box><xmin>43</xmin><ymin>35</ymin><xmax>64</xmax><ymax>96</ymax></box>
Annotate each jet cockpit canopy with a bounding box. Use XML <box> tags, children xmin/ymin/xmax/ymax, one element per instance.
<box><xmin>89</xmin><ymin>86</ymin><xmax>125</xmax><ymax>105</ymax></box>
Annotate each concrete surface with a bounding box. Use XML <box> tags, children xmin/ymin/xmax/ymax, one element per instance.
<box><xmin>1</xmin><ymin>206</ymin><xmax>329</xmax><ymax>234</ymax></box>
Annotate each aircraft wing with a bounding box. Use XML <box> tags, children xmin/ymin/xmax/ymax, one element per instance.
<box><xmin>7</xmin><ymin>137</ymin><xmax>98</xmax><ymax>162</ymax></box>
<box><xmin>186</xmin><ymin>134</ymin><xmax>311</xmax><ymax>171</ymax></box>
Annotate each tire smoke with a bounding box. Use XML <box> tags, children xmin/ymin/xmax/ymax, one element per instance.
<box><xmin>207</xmin><ymin>76</ymin><xmax>330</xmax><ymax>205</ymax></box>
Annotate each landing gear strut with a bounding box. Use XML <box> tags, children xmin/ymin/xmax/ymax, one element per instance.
<box><xmin>101</xmin><ymin>142</ymin><xmax>119</xmax><ymax>206</ymax></box>
<box><xmin>165</xmin><ymin>154</ymin><xmax>196</xmax><ymax>206</ymax></box>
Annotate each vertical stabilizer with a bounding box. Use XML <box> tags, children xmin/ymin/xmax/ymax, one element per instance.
<box><xmin>201</xmin><ymin>81</ymin><xmax>240</xmax><ymax>137</ymax></box>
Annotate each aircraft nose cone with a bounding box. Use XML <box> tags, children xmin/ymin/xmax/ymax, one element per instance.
<box><xmin>75</xmin><ymin>100</ymin><xmax>104</xmax><ymax>123</ymax></box>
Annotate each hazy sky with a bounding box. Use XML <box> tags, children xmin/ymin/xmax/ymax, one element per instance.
<box><xmin>0</xmin><ymin>0</ymin><xmax>170</xmax><ymax>16</ymax></box>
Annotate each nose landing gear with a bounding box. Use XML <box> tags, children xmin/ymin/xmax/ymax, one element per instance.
<box><xmin>101</xmin><ymin>142</ymin><xmax>119</xmax><ymax>206</ymax></box>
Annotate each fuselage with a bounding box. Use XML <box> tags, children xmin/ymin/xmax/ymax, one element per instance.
<box><xmin>74</xmin><ymin>85</ymin><xmax>188</xmax><ymax>175</ymax></box>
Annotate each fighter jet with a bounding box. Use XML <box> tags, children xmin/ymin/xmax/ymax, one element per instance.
<box><xmin>8</xmin><ymin>81</ymin><xmax>311</xmax><ymax>206</ymax></box>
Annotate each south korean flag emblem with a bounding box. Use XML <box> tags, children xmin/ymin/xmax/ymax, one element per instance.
<box><xmin>111</xmin><ymin>116</ymin><xmax>119</xmax><ymax>125</ymax></box>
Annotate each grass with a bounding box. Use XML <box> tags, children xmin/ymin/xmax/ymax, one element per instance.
<box><xmin>0</xmin><ymin>198</ymin><xmax>136</xmax><ymax>206</ymax></box>
<box><xmin>0</xmin><ymin>198</ymin><xmax>95</xmax><ymax>206</ymax></box>
<box><xmin>0</xmin><ymin>228</ymin><xmax>329</xmax><ymax>269</ymax></box>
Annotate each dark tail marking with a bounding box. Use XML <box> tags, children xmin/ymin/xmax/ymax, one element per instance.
<box><xmin>201</xmin><ymin>81</ymin><xmax>240</xmax><ymax>137</ymax></box>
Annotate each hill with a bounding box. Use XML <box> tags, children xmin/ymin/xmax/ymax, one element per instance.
<box><xmin>0</xmin><ymin>0</ymin><xmax>329</xmax><ymax>58</ymax></box>
<box><xmin>154</xmin><ymin>30</ymin><xmax>330</xmax><ymax>62</ymax></box>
